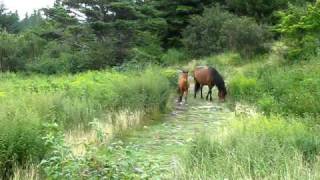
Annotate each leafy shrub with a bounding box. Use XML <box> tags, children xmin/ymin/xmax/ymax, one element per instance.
<box><xmin>276</xmin><ymin>2</ymin><xmax>320</xmax><ymax>60</ymax></box>
<box><xmin>183</xmin><ymin>6</ymin><xmax>233</xmax><ymax>57</ymax></box>
<box><xmin>161</xmin><ymin>49</ymin><xmax>188</xmax><ymax>65</ymax></box>
<box><xmin>183</xmin><ymin>6</ymin><xmax>269</xmax><ymax>58</ymax></box>
<box><xmin>257</xmin><ymin>94</ymin><xmax>277</xmax><ymax>115</ymax></box>
<box><xmin>179</xmin><ymin>116</ymin><xmax>320</xmax><ymax>179</ymax></box>
<box><xmin>161</xmin><ymin>68</ymin><xmax>179</xmax><ymax>87</ymax></box>
<box><xmin>229</xmin><ymin>75</ymin><xmax>257</xmax><ymax>100</ymax></box>
<box><xmin>221</xmin><ymin>17</ymin><xmax>269</xmax><ymax>57</ymax></box>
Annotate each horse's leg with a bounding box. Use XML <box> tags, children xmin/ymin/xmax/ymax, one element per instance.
<box><xmin>206</xmin><ymin>87</ymin><xmax>210</xmax><ymax>101</ymax></box>
<box><xmin>209</xmin><ymin>86</ymin><xmax>213</xmax><ymax>101</ymax></box>
<box><xmin>194</xmin><ymin>82</ymin><xmax>200</xmax><ymax>99</ymax></box>
<box><xmin>200</xmin><ymin>85</ymin><xmax>204</xmax><ymax>99</ymax></box>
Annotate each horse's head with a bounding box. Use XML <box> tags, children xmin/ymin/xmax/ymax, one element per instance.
<box><xmin>218</xmin><ymin>86</ymin><xmax>227</xmax><ymax>102</ymax></box>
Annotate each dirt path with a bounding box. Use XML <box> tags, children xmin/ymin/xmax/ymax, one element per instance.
<box><xmin>107</xmin><ymin>88</ymin><xmax>234</xmax><ymax>179</ymax></box>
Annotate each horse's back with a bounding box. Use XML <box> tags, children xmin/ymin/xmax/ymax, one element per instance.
<box><xmin>194</xmin><ymin>66</ymin><xmax>213</xmax><ymax>85</ymax></box>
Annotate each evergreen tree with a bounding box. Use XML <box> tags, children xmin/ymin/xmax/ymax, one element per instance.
<box><xmin>19</xmin><ymin>10</ymin><xmax>44</xmax><ymax>31</ymax></box>
<box><xmin>0</xmin><ymin>3</ymin><xmax>20</xmax><ymax>33</ymax></box>
<box><xmin>62</xmin><ymin>0</ymin><xmax>167</xmax><ymax>64</ymax></box>
<box><xmin>153</xmin><ymin>0</ymin><xmax>215</xmax><ymax>48</ymax></box>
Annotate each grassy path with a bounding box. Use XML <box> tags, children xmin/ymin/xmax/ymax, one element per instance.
<box><xmin>107</xmin><ymin>89</ymin><xmax>234</xmax><ymax>179</ymax></box>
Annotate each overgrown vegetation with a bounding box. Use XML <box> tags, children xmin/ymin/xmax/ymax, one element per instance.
<box><xmin>178</xmin><ymin>1</ymin><xmax>320</xmax><ymax>178</ymax></box>
<box><xmin>276</xmin><ymin>1</ymin><xmax>320</xmax><ymax>60</ymax></box>
<box><xmin>179</xmin><ymin>116</ymin><xmax>320</xmax><ymax>179</ymax></box>
<box><xmin>1</xmin><ymin>0</ymin><xmax>320</xmax><ymax>178</ymax></box>
<box><xmin>183</xmin><ymin>6</ymin><xmax>269</xmax><ymax>58</ymax></box>
<box><xmin>0</xmin><ymin>68</ymin><xmax>172</xmax><ymax>178</ymax></box>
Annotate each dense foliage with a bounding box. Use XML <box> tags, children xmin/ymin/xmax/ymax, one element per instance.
<box><xmin>1</xmin><ymin>0</ymin><xmax>320</xmax><ymax>178</ymax></box>
<box><xmin>0</xmin><ymin>68</ymin><xmax>172</xmax><ymax>178</ymax></box>
<box><xmin>183</xmin><ymin>6</ymin><xmax>269</xmax><ymax>57</ymax></box>
<box><xmin>277</xmin><ymin>2</ymin><xmax>320</xmax><ymax>59</ymax></box>
<box><xmin>0</xmin><ymin>0</ymin><xmax>316</xmax><ymax>73</ymax></box>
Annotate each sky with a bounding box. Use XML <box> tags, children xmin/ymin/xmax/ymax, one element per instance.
<box><xmin>0</xmin><ymin>0</ymin><xmax>54</xmax><ymax>18</ymax></box>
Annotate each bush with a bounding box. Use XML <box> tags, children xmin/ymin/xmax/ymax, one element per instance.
<box><xmin>221</xmin><ymin>17</ymin><xmax>269</xmax><ymax>57</ymax></box>
<box><xmin>183</xmin><ymin>6</ymin><xmax>233</xmax><ymax>57</ymax></box>
<box><xmin>161</xmin><ymin>49</ymin><xmax>188</xmax><ymax>65</ymax></box>
<box><xmin>229</xmin><ymin>75</ymin><xmax>257</xmax><ymax>100</ymax></box>
<box><xmin>179</xmin><ymin>116</ymin><xmax>320</xmax><ymax>179</ymax></box>
<box><xmin>161</xmin><ymin>68</ymin><xmax>179</xmax><ymax>87</ymax></box>
<box><xmin>257</xmin><ymin>94</ymin><xmax>277</xmax><ymax>115</ymax></box>
<box><xmin>276</xmin><ymin>2</ymin><xmax>320</xmax><ymax>60</ymax></box>
<box><xmin>183</xmin><ymin>6</ymin><xmax>269</xmax><ymax>58</ymax></box>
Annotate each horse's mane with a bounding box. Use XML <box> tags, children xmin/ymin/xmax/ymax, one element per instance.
<box><xmin>208</xmin><ymin>67</ymin><xmax>227</xmax><ymax>94</ymax></box>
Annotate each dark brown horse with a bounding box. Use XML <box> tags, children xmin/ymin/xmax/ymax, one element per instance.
<box><xmin>193</xmin><ymin>66</ymin><xmax>227</xmax><ymax>101</ymax></box>
<box><xmin>178</xmin><ymin>70</ymin><xmax>189</xmax><ymax>103</ymax></box>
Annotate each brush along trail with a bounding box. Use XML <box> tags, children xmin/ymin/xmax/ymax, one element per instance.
<box><xmin>106</xmin><ymin>87</ymin><xmax>234</xmax><ymax>179</ymax></box>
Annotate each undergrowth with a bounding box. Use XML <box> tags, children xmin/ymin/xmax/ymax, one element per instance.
<box><xmin>178</xmin><ymin>116</ymin><xmax>320</xmax><ymax>179</ymax></box>
<box><xmin>0</xmin><ymin>67</ymin><xmax>172</xmax><ymax>178</ymax></box>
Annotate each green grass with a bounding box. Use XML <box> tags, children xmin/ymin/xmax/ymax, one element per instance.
<box><xmin>177</xmin><ymin>52</ymin><xmax>320</xmax><ymax>179</ymax></box>
<box><xmin>179</xmin><ymin>116</ymin><xmax>320</xmax><ymax>179</ymax></box>
<box><xmin>40</xmin><ymin>90</ymin><xmax>234</xmax><ymax>179</ymax></box>
<box><xmin>227</xmin><ymin>58</ymin><xmax>320</xmax><ymax>118</ymax></box>
<box><xmin>0</xmin><ymin>67</ymin><xmax>172</xmax><ymax>177</ymax></box>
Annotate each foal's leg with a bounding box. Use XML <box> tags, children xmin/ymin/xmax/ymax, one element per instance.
<box><xmin>184</xmin><ymin>90</ymin><xmax>188</xmax><ymax>103</ymax></box>
<box><xmin>179</xmin><ymin>92</ymin><xmax>183</xmax><ymax>103</ymax></box>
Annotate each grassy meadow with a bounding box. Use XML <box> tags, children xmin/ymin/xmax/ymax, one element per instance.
<box><xmin>1</xmin><ymin>0</ymin><xmax>320</xmax><ymax>179</ymax></box>
<box><xmin>0</xmin><ymin>67</ymin><xmax>174</xmax><ymax>178</ymax></box>
<box><xmin>177</xmin><ymin>51</ymin><xmax>320</xmax><ymax>179</ymax></box>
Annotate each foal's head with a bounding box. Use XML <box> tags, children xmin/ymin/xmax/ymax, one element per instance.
<box><xmin>181</xmin><ymin>70</ymin><xmax>189</xmax><ymax>79</ymax></box>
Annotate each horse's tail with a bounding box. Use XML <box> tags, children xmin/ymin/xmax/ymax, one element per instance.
<box><xmin>194</xmin><ymin>80</ymin><xmax>201</xmax><ymax>94</ymax></box>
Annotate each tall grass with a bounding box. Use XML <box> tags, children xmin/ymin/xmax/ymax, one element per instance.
<box><xmin>178</xmin><ymin>116</ymin><xmax>320</xmax><ymax>179</ymax></box>
<box><xmin>229</xmin><ymin>58</ymin><xmax>320</xmax><ymax>118</ymax></box>
<box><xmin>0</xmin><ymin>67</ymin><xmax>172</xmax><ymax>177</ymax></box>
<box><xmin>180</xmin><ymin>52</ymin><xmax>320</xmax><ymax>179</ymax></box>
